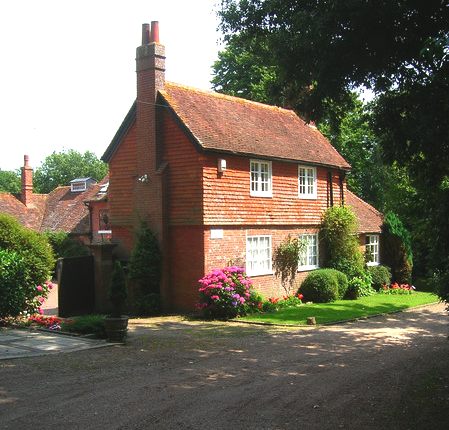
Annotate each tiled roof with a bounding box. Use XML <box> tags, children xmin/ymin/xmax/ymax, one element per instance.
<box><xmin>0</xmin><ymin>193</ymin><xmax>47</xmax><ymax>230</ymax></box>
<box><xmin>159</xmin><ymin>83</ymin><xmax>351</xmax><ymax>170</ymax></box>
<box><xmin>0</xmin><ymin>176</ymin><xmax>109</xmax><ymax>236</ymax></box>
<box><xmin>346</xmin><ymin>189</ymin><xmax>383</xmax><ymax>233</ymax></box>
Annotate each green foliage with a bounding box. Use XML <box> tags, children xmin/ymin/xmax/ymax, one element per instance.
<box><xmin>320</xmin><ymin>206</ymin><xmax>366</xmax><ymax>279</ymax></box>
<box><xmin>346</xmin><ymin>273</ymin><xmax>376</xmax><ymax>300</ymax></box>
<box><xmin>0</xmin><ymin>169</ymin><xmax>20</xmax><ymax>193</ymax></box>
<box><xmin>61</xmin><ymin>314</ymin><xmax>106</xmax><ymax>338</ymax></box>
<box><xmin>109</xmin><ymin>261</ymin><xmax>128</xmax><ymax>317</ymax></box>
<box><xmin>369</xmin><ymin>265</ymin><xmax>392</xmax><ymax>291</ymax></box>
<box><xmin>33</xmin><ymin>149</ymin><xmax>108</xmax><ymax>193</ymax></box>
<box><xmin>43</xmin><ymin>231</ymin><xmax>89</xmax><ymax>259</ymax></box>
<box><xmin>128</xmin><ymin>222</ymin><xmax>161</xmax><ymax>296</ymax></box>
<box><xmin>382</xmin><ymin>212</ymin><xmax>413</xmax><ymax>283</ymax></box>
<box><xmin>0</xmin><ymin>250</ymin><xmax>30</xmax><ymax>317</ymax></box>
<box><xmin>0</xmin><ymin>214</ymin><xmax>54</xmax><ymax>301</ymax></box>
<box><xmin>299</xmin><ymin>269</ymin><xmax>341</xmax><ymax>303</ymax></box>
<box><xmin>272</xmin><ymin>235</ymin><xmax>306</xmax><ymax>295</ymax></box>
<box><xmin>132</xmin><ymin>293</ymin><xmax>161</xmax><ymax>316</ymax></box>
<box><xmin>217</xmin><ymin>0</ymin><xmax>449</xmax><ymax>297</ymax></box>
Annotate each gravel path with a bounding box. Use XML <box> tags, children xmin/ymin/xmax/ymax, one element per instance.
<box><xmin>1</xmin><ymin>304</ymin><xmax>448</xmax><ymax>429</ymax></box>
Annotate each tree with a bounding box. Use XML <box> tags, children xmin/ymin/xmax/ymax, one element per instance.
<box><xmin>34</xmin><ymin>149</ymin><xmax>108</xmax><ymax>193</ymax></box>
<box><xmin>217</xmin><ymin>0</ymin><xmax>449</xmax><ymax>293</ymax></box>
<box><xmin>0</xmin><ymin>169</ymin><xmax>20</xmax><ymax>193</ymax></box>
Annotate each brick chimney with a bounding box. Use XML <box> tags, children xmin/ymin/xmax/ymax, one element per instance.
<box><xmin>134</xmin><ymin>21</ymin><xmax>165</xmax><ymax>234</ymax></box>
<box><xmin>21</xmin><ymin>155</ymin><xmax>33</xmax><ymax>206</ymax></box>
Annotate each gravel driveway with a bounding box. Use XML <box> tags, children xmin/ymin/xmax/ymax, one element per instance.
<box><xmin>1</xmin><ymin>303</ymin><xmax>448</xmax><ymax>429</ymax></box>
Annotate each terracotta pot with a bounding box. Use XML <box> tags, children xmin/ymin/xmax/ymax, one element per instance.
<box><xmin>104</xmin><ymin>316</ymin><xmax>129</xmax><ymax>342</ymax></box>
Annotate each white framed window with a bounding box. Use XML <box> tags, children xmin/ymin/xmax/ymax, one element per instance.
<box><xmin>246</xmin><ymin>235</ymin><xmax>272</xmax><ymax>276</ymax></box>
<box><xmin>366</xmin><ymin>234</ymin><xmax>380</xmax><ymax>266</ymax></box>
<box><xmin>298</xmin><ymin>165</ymin><xmax>317</xmax><ymax>199</ymax></box>
<box><xmin>250</xmin><ymin>160</ymin><xmax>272</xmax><ymax>197</ymax></box>
<box><xmin>298</xmin><ymin>234</ymin><xmax>319</xmax><ymax>271</ymax></box>
<box><xmin>71</xmin><ymin>181</ymin><xmax>87</xmax><ymax>192</ymax></box>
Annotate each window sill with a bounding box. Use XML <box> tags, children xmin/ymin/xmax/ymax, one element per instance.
<box><xmin>298</xmin><ymin>194</ymin><xmax>317</xmax><ymax>200</ymax></box>
<box><xmin>246</xmin><ymin>271</ymin><xmax>273</xmax><ymax>277</ymax></box>
<box><xmin>366</xmin><ymin>262</ymin><xmax>380</xmax><ymax>267</ymax></box>
<box><xmin>250</xmin><ymin>193</ymin><xmax>273</xmax><ymax>198</ymax></box>
<box><xmin>298</xmin><ymin>265</ymin><xmax>319</xmax><ymax>272</ymax></box>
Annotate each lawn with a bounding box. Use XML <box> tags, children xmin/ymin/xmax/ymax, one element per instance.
<box><xmin>239</xmin><ymin>292</ymin><xmax>439</xmax><ymax>325</ymax></box>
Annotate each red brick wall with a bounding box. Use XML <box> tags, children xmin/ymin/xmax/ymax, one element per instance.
<box><xmin>202</xmin><ymin>154</ymin><xmax>339</xmax><ymax>225</ymax></box>
<box><xmin>168</xmin><ymin>225</ymin><xmax>205</xmax><ymax>310</ymax></box>
<box><xmin>161</xmin><ymin>110</ymin><xmax>204</xmax><ymax>226</ymax></box>
<box><xmin>204</xmin><ymin>226</ymin><xmax>321</xmax><ymax>299</ymax></box>
<box><xmin>109</xmin><ymin>123</ymin><xmax>137</xmax><ymax>235</ymax></box>
<box><xmin>89</xmin><ymin>201</ymin><xmax>111</xmax><ymax>243</ymax></box>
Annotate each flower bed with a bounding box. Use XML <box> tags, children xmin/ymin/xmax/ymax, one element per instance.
<box><xmin>379</xmin><ymin>282</ymin><xmax>416</xmax><ymax>295</ymax></box>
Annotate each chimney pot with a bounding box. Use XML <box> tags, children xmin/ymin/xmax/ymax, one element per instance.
<box><xmin>150</xmin><ymin>21</ymin><xmax>160</xmax><ymax>43</ymax></box>
<box><xmin>24</xmin><ymin>154</ymin><xmax>29</xmax><ymax>167</ymax></box>
<box><xmin>142</xmin><ymin>23</ymin><xmax>150</xmax><ymax>45</ymax></box>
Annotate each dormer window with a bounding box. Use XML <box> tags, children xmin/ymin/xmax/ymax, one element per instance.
<box><xmin>70</xmin><ymin>177</ymin><xmax>96</xmax><ymax>193</ymax></box>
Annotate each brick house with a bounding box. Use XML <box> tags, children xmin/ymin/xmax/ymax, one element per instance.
<box><xmin>102</xmin><ymin>22</ymin><xmax>383</xmax><ymax>310</ymax></box>
<box><xmin>0</xmin><ymin>155</ymin><xmax>110</xmax><ymax>244</ymax></box>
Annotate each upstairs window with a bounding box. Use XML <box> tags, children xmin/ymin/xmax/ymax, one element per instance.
<box><xmin>250</xmin><ymin>160</ymin><xmax>272</xmax><ymax>197</ymax></box>
<box><xmin>246</xmin><ymin>235</ymin><xmax>272</xmax><ymax>276</ymax></box>
<box><xmin>366</xmin><ymin>234</ymin><xmax>380</xmax><ymax>266</ymax></box>
<box><xmin>298</xmin><ymin>234</ymin><xmax>319</xmax><ymax>271</ymax></box>
<box><xmin>298</xmin><ymin>166</ymin><xmax>317</xmax><ymax>199</ymax></box>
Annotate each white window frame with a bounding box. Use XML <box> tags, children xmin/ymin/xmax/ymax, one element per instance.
<box><xmin>250</xmin><ymin>159</ymin><xmax>272</xmax><ymax>197</ymax></box>
<box><xmin>246</xmin><ymin>235</ymin><xmax>272</xmax><ymax>276</ymax></box>
<box><xmin>298</xmin><ymin>165</ymin><xmax>317</xmax><ymax>199</ymax></box>
<box><xmin>366</xmin><ymin>234</ymin><xmax>380</xmax><ymax>266</ymax></box>
<box><xmin>298</xmin><ymin>233</ymin><xmax>319</xmax><ymax>271</ymax></box>
<box><xmin>71</xmin><ymin>181</ymin><xmax>87</xmax><ymax>192</ymax></box>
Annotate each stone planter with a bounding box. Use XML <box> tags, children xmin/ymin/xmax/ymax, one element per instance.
<box><xmin>104</xmin><ymin>316</ymin><xmax>129</xmax><ymax>342</ymax></box>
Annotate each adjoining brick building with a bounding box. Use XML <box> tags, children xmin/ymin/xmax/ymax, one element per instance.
<box><xmin>0</xmin><ymin>155</ymin><xmax>110</xmax><ymax>244</ymax></box>
<box><xmin>102</xmin><ymin>22</ymin><xmax>383</xmax><ymax>310</ymax></box>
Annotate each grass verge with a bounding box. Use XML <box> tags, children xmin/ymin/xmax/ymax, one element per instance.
<box><xmin>239</xmin><ymin>292</ymin><xmax>439</xmax><ymax>325</ymax></box>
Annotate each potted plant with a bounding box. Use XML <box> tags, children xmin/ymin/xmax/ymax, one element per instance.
<box><xmin>104</xmin><ymin>260</ymin><xmax>129</xmax><ymax>342</ymax></box>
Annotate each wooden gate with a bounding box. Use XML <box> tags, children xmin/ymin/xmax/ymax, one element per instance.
<box><xmin>57</xmin><ymin>256</ymin><xmax>95</xmax><ymax>317</ymax></box>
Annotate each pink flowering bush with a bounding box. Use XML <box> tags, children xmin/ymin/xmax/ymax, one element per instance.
<box><xmin>197</xmin><ymin>267</ymin><xmax>260</xmax><ymax>319</ymax></box>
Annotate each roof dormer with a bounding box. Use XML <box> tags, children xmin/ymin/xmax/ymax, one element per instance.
<box><xmin>70</xmin><ymin>177</ymin><xmax>96</xmax><ymax>193</ymax></box>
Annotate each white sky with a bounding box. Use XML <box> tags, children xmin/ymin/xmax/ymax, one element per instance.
<box><xmin>0</xmin><ymin>0</ymin><xmax>222</xmax><ymax>171</ymax></box>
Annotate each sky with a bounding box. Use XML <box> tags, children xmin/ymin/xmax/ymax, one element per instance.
<box><xmin>0</xmin><ymin>0</ymin><xmax>222</xmax><ymax>171</ymax></box>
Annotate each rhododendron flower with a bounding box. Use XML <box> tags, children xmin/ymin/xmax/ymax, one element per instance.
<box><xmin>36</xmin><ymin>285</ymin><xmax>43</xmax><ymax>291</ymax></box>
<box><xmin>211</xmin><ymin>295</ymin><xmax>220</xmax><ymax>300</ymax></box>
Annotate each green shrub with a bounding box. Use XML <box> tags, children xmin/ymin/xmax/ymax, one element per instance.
<box><xmin>382</xmin><ymin>212</ymin><xmax>413</xmax><ymax>283</ymax></box>
<box><xmin>0</xmin><ymin>214</ymin><xmax>54</xmax><ymax>317</ymax></box>
<box><xmin>369</xmin><ymin>265</ymin><xmax>392</xmax><ymax>290</ymax></box>
<box><xmin>109</xmin><ymin>261</ymin><xmax>128</xmax><ymax>317</ymax></box>
<box><xmin>346</xmin><ymin>273</ymin><xmax>376</xmax><ymax>299</ymax></box>
<box><xmin>0</xmin><ymin>214</ymin><xmax>54</xmax><ymax>286</ymax></box>
<box><xmin>44</xmin><ymin>230</ymin><xmax>89</xmax><ymax>259</ymax></box>
<box><xmin>61</xmin><ymin>314</ymin><xmax>106</xmax><ymax>338</ymax></box>
<box><xmin>132</xmin><ymin>292</ymin><xmax>161</xmax><ymax>316</ymax></box>
<box><xmin>0</xmin><ymin>250</ymin><xmax>30</xmax><ymax>317</ymax></box>
<box><xmin>299</xmin><ymin>269</ymin><xmax>340</xmax><ymax>303</ymax></box>
<box><xmin>331</xmin><ymin>269</ymin><xmax>349</xmax><ymax>299</ymax></box>
<box><xmin>320</xmin><ymin>206</ymin><xmax>366</xmax><ymax>279</ymax></box>
<box><xmin>128</xmin><ymin>222</ymin><xmax>161</xmax><ymax>295</ymax></box>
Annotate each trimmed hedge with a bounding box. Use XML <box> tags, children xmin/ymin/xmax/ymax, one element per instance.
<box><xmin>369</xmin><ymin>265</ymin><xmax>392</xmax><ymax>290</ymax></box>
<box><xmin>299</xmin><ymin>269</ymin><xmax>348</xmax><ymax>303</ymax></box>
